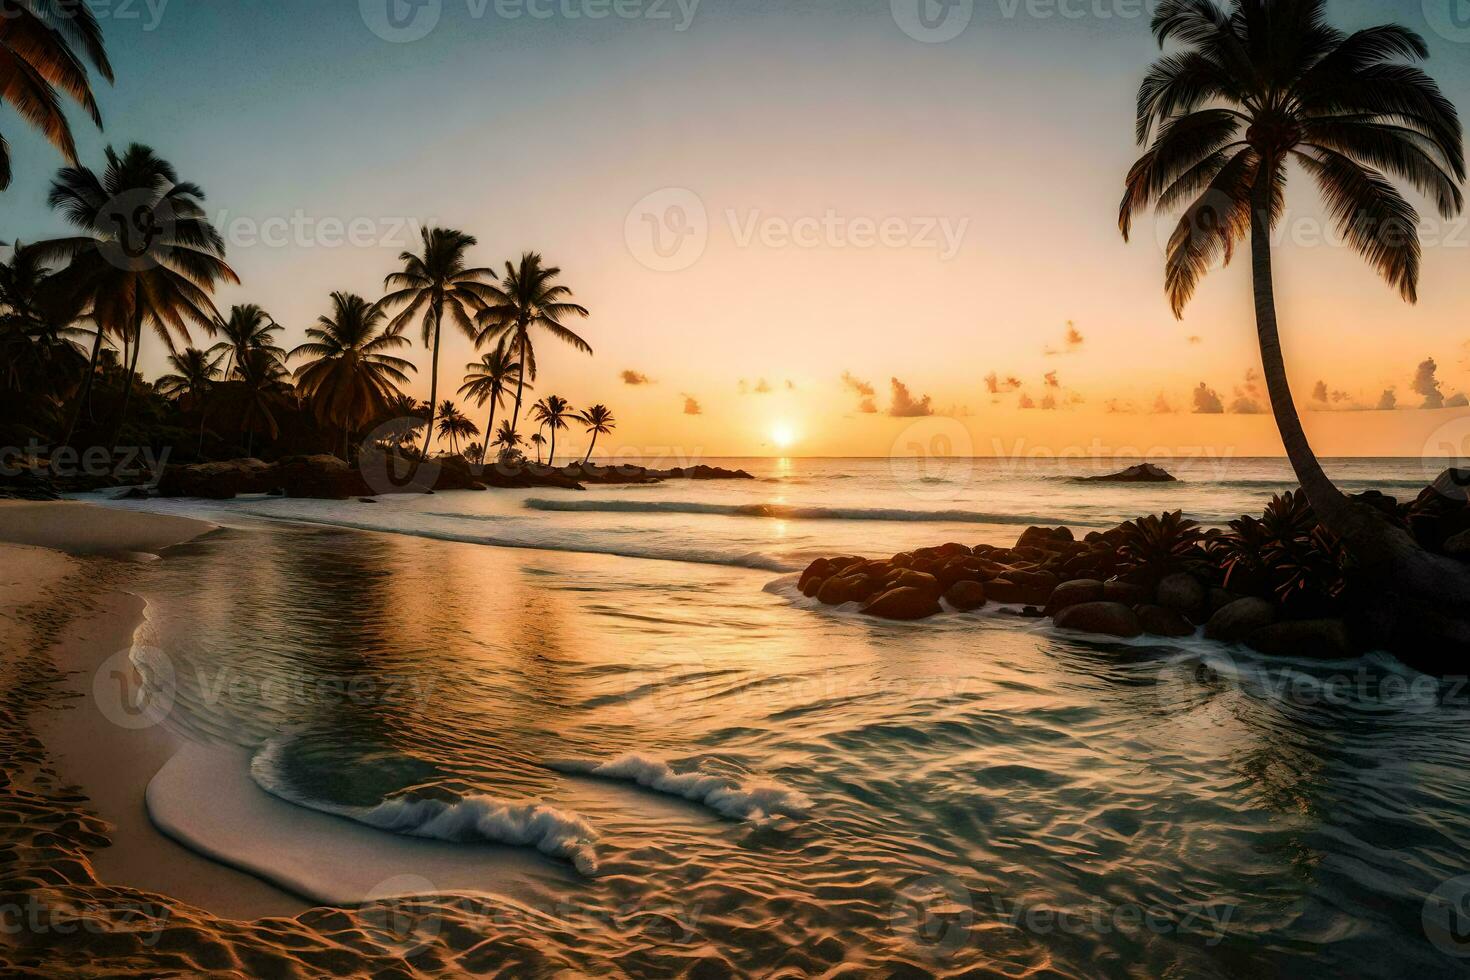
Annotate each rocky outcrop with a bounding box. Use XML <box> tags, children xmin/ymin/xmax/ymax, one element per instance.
<box><xmin>943</xmin><ymin>580</ymin><xmax>987</xmax><ymax>612</ymax></box>
<box><xmin>1244</xmin><ymin>619</ymin><xmax>1353</xmax><ymax>660</ymax></box>
<box><xmin>1136</xmin><ymin>604</ymin><xmax>1195</xmax><ymax>638</ymax></box>
<box><xmin>1054</xmin><ymin>602</ymin><xmax>1142</xmax><ymax>638</ymax></box>
<box><xmin>0</xmin><ymin>468</ymin><xmax>61</xmax><ymax>501</ymax></box>
<box><xmin>862</xmin><ymin>587</ymin><xmax>942</xmax><ymax>621</ymax></box>
<box><xmin>1081</xmin><ymin>463</ymin><xmax>1177</xmax><ymax>483</ymax></box>
<box><xmin>1203</xmin><ymin>597</ymin><xmax>1277</xmax><ymax>643</ymax></box>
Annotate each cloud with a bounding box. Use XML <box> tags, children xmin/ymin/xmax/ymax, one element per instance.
<box><xmin>1413</xmin><ymin>357</ymin><xmax>1444</xmax><ymax>409</ymax></box>
<box><xmin>1043</xmin><ymin>370</ymin><xmax>1061</xmax><ymax>389</ymax></box>
<box><xmin>1376</xmin><ymin>389</ymin><xmax>1397</xmax><ymax>411</ymax></box>
<box><xmin>1228</xmin><ymin>370</ymin><xmax>1266</xmax><ymax>414</ymax></box>
<box><xmin>681</xmin><ymin>394</ymin><xmax>702</xmax><ymax>415</ymax></box>
<box><xmin>1192</xmin><ymin>382</ymin><xmax>1224</xmax><ymax>414</ymax></box>
<box><xmin>1448</xmin><ymin>393</ymin><xmax>1470</xmax><ymax>408</ymax></box>
<box><xmin>620</xmin><ymin>370</ymin><xmax>652</xmax><ymax>386</ymax></box>
<box><xmin>984</xmin><ymin>372</ymin><xmax>1022</xmax><ymax>394</ymax></box>
<box><xmin>785</xmin><ymin>379</ymin><xmax>796</xmax><ymax>391</ymax></box>
<box><xmin>1312</xmin><ymin>380</ymin><xmax>1328</xmax><ymax>402</ymax></box>
<box><xmin>1040</xmin><ymin>393</ymin><xmax>1058</xmax><ymax>410</ymax></box>
<box><xmin>1044</xmin><ymin>321</ymin><xmax>1086</xmax><ymax>356</ymax></box>
<box><xmin>1187</xmin><ymin>336</ymin><xmax>1203</xmax><ymax>345</ymax></box>
<box><xmin>889</xmin><ymin>378</ymin><xmax>934</xmax><ymax>417</ymax></box>
<box><xmin>1152</xmin><ymin>393</ymin><xmax>1175</xmax><ymax>414</ymax></box>
<box><xmin>1105</xmin><ymin>398</ymin><xmax>1136</xmax><ymax>414</ymax></box>
<box><xmin>754</xmin><ymin>378</ymin><xmax>772</xmax><ymax>395</ymax></box>
<box><xmin>1018</xmin><ymin>393</ymin><xmax>1036</xmax><ymax>409</ymax></box>
<box><xmin>841</xmin><ymin>372</ymin><xmax>878</xmax><ymax>414</ymax></box>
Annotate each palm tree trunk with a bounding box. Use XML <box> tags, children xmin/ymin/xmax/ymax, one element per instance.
<box><xmin>583</xmin><ymin>432</ymin><xmax>597</xmax><ymax>466</ymax></box>
<box><xmin>111</xmin><ymin>312</ymin><xmax>144</xmax><ymax>448</ymax></box>
<box><xmin>63</xmin><ymin>325</ymin><xmax>106</xmax><ymax>447</ymax></box>
<box><xmin>549</xmin><ymin>429</ymin><xmax>556</xmax><ymax>468</ymax></box>
<box><xmin>410</xmin><ymin>305</ymin><xmax>443</xmax><ymax>484</ymax></box>
<box><xmin>198</xmin><ymin>406</ymin><xmax>208</xmax><ymax>457</ymax></box>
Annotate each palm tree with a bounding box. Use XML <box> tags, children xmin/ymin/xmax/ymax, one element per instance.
<box><xmin>458</xmin><ymin>343</ymin><xmax>527</xmax><ymax>450</ymax></box>
<box><xmin>577</xmin><ymin>404</ymin><xmax>616</xmax><ymax>466</ymax></box>
<box><xmin>290</xmin><ymin>292</ymin><xmax>414</xmax><ymax>459</ymax></box>
<box><xmin>0</xmin><ymin>243</ymin><xmax>91</xmax><ymax>401</ymax></box>
<box><xmin>374</xmin><ymin>392</ymin><xmax>428</xmax><ymax>452</ymax></box>
<box><xmin>231</xmin><ymin>346</ymin><xmax>291</xmax><ymax>458</ymax></box>
<box><xmin>0</xmin><ymin>0</ymin><xmax>113</xmax><ymax>189</ymax></box>
<box><xmin>156</xmin><ymin>346</ymin><xmax>223</xmax><ymax>454</ymax></box>
<box><xmin>40</xmin><ymin>144</ymin><xmax>236</xmax><ymax>446</ymax></box>
<box><xmin>530</xmin><ymin>395</ymin><xmax>572</xmax><ymax>467</ymax></box>
<box><xmin>464</xmin><ymin>441</ymin><xmax>485</xmax><ymax>466</ymax></box>
<box><xmin>494</xmin><ymin>420</ymin><xmax>525</xmax><ymax>463</ymax></box>
<box><xmin>474</xmin><ymin>252</ymin><xmax>591</xmax><ymax>434</ymax></box>
<box><xmin>529</xmin><ymin>432</ymin><xmax>546</xmax><ymax>465</ymax></box>
<box><xmin>1120</xmin><ymin>0</ymin><xmax>1470</xmax><ymax>640</ymax></box>
<box><xmin>210</xmin><ymin>304</ymin><xmax>284</xmax><ymax>380</ymax></box>
<box><xmin>377</xmin><ymin>228</ymin><xmax>495</xmax><ymax>467</ymax></box>
<box><xmin>435</xmin><ymin>401</ymin><xmax>478</xmax><ymax>456</ymax></box>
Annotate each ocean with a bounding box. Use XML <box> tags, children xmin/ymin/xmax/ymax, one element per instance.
<box><xmin>82</xmin><ymin>456</ymin><xmax>1470</xmax><ymax>976</ymax></box>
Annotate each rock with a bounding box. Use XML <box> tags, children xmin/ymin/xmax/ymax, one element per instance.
<box><xmin>1204</xmin><ymin>597</ymin><xmax>1277</xmax><ymax>642</ymax></box>
<box><xmin>1206</xmin><ymin>587</ymin><xmax>1240</xmax><ymax>618</ymax></box>
<box><xmin>1445</xmin><ymin>529</ymin><xmax>1470</xmax><ymax>559</ymax></box>
<box><xmin>1102</xmin><ymin>580</ymin><xmax>1152</xmax><ymax>607</ymax></box>
<box><xmin>1054</xmin><ymin>602</ymin><xmax>1142</xmax><ymax>638</ymax></box>
<box><xmin>1136</xmin><ymin>604</ymin><xmax>1195</xmax><ymax>638</ymax></box>
<box><xmin>986</xmin><ymin>579</ymin><xmax>1053</xmax><ymax>606</ymax></box>
<box><xmin>862</xmin><ymin>587</ymin><xmax>942</xmax><ymax>621</ymax></box>
<box><xmin>1044</xmin><ymin>579</ymin><xmax>1103</xmax><ymax>616</ymax></box>
<box><xmin>0</xmin><ymin>468</ymin><xmax>60</xmax><ymax>500</ymax></box>
<box><xmin>1016</xmin><ymin>526</ymin><xmax>1074</xmax><ymax>552</ymax></box>
<box><xmin>914</xmin><ymin>543</ymin><xmax>972</xmax><ymax>561</ymax></box>
<box><xmin>156</xmin><ymin>458</ymin><xmax>275</xmax><ymax>499</ymax></box>
<box><xmin>1429</xmin><ymin>467</ymin><xmax>1470</xmax><ymax>502</ymax></box>
<box><xmin>276</xmin><ymin>454</ymin><xmax>362</xmax><ymax>500</ymax></box>
<box><xmin>1081</xmin><ymin>463</ymin><xmax>1177</xmax><ymax>483</ymax></box>
<box><xmin>358</xmin><ymin>497</ymin><xmax>378</xmax><ymax>503</ymax></box>
<box><xmin>943</xmin><ymin>580</ymin><xmax>987</xmax><ymax>612</ymax></box>
<box><xmin>878</xmin><ymin>569</ymin><xmax>942</xmax><ymax>597</ymax></box>
<box><xmin>1245</xmin><ymin>619</ymin><xmax>1353</xmax><ymax>659</ymax></box>
<box><xmin>112</xmin><ymin>487</ymin><xmax>151</xmax><ymax>500</ymax></box>
<box><xmin>817</xmin><ymin>574</ymin><xmax>877</xmax><ymax>606</ymax></box>
<box><xmin>1156</xmin><ymin>572</ymin><xmax>1207</xmax><ymax>619</ymax></box>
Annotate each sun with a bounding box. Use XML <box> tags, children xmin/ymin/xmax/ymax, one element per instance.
<box><xmin>771</xmin><ymin>422</ymin><xmax>797</xmax><ymax>451</ymax></box>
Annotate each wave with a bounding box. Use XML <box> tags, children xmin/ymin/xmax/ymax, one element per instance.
<box><xmin>250</xmin><ymin>740</ymin><xmax>601</xmax><ymax>875</ymax></box>
<box><xmin>548</xmin><ymin>754</ymin><xmax>812</xmax><ymax>822</ymax></box>
<box><xmin>523</xmin><ymin>498</ymin><xmax>1068</xmax><ymax>527</ymax></box>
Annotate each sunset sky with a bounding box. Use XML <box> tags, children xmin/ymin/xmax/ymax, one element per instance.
<box><xmin>5</xmin><ymin>0</ymin><xmax>1470</xmax><ymax>457</ymax></box>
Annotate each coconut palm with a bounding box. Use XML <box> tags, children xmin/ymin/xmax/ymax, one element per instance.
<box><xmin>374</xmin><ymin>392</ymin><xmax>429</xmax><ymax>452</ymax></box>
<box><xmin>576</xmin><ymin>404</ymin><xmax>616</xmax><ymax>466</ymax></box>
<box><xmin>458</xmin><ymin>343</ymin><xmax>527</xmax><ymax>451</ymax></box>
<box><xmin>210</xmin><ymin>304</ymin><xmax>283</xmax><ymax>380</ymax></box>
<box><xmin>474</xmin><ymin>252</ymin><xmax>591</xmax><ymax>433</ymax></box>
<box><xmin>0</xmin><ymin>243</ymin><xmax>91</xmax><ymax>400</ymax></box>
<box><xmin>39</xmin><ymin>144</ymin><xmax>237</xmax><ymax>446</ymax></box>
<box><xmin>1120</xmin><ymin>0</ymin><xmax>1470</xmax><ymax>644</ymax></box>
<box><xmin>434</xmin><ymin>400</ymin><xmax>478</xmax><ymax>456</ymax></box>
<box><xmin>0</xmin><ymin>0</ymin><xmax>113</xmax><ymax>189</ymax></box>
<box><xmin>529</xmin><ymin>432</ymin><xmax>546</xmax><ymax>464</ymax></box>
<box><xmin>231</xmin><ymin>346</ymin><xmax>291</xmax><ymax>458</ymax></box>
<box><xmin>493</xmin><ymin>419</ymin><xmax>524</xmax><ymax>462</ymax></box>
<box><xmin>156</xmin><ymin>347</ymin><xmax>224</xmax><ymax>454</ymax></box>
<box><xmin>377</xmin><ymin>228</ymin><xmax>495</xmax><ymax>468</ymax></box>
<box><xmin>530</xmin><ymin>395</ymin><xmax>572</xmax><ymax>466</ymax></box>
<box><xmin>290</xmin><ymin>292</ymin><xmax>414</xmax><ymax>459</ymax></box>
<box><xmin>464</xmin><ymin>441</ymin><xmax>485</xmax><ymax>466</ymax></box>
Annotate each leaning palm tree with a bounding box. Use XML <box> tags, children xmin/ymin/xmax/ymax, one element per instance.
<box><xmin>458</xmin><ymin>343</ymin><xmax>527</xmax><ymax>449</ymax></box>
<box><xmin>577</xmin><ymin>404</ymin><xmax>616</xmax><ymax>466</ymax></box>
<box><xmin>210</xmin><ymin>304</ymin><xmax>284</xmax><ymax>380</ymax></box>
<box><xmin>528</xmin><ymin>432</ymin><xmax>547</xmax><ymax>465</ymax></box>
<box><xmin>474</xmin><ymin>252</ymin><xmax>591</xmax><ymax>433</ymax></box>
<box><xmin>530</xmin><ymin>395</ymin><xmax>572</xmax><ymax>466</ymax></box>
<box><xmin>39</xmin><ymin>144</ymin><xmax>237</xmax><ymax>446</ymax></box>
<box><xmin>290</xmin><ymin>292</ymin><xmax>415</xmax><ymax>459</ymax></box>
<box><xmin>1120</xmin><ymin>0</ymin><xmax>1470</xmax><ymax>647</ymax></box>
<box><xmin>0</xmin><ymin>0</ymin><xmax>113</xmax><ymax>189</ymax></box>
<box><xmin>434</xmin><ymin>400</ymin><xmax>478</xmax><ymax>455</ymax></box>
<box><xmin>377</xmin><ymin>228</ymin><xmax>495</xmax><ymax>468</ymax></box>
<box><xmin>493</xmin><ymin>419</ymin><xmax>524</xmax><ymax>462</ymax></box>
<box><xmin>156</xmin><ymin>346</ymin><xmax>223</xmax><ymax>454</ymax></box>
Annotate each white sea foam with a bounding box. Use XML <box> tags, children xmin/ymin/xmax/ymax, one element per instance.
<box><xmin>250</xmin><ymin>740</ymin><xmax>601</xmax><ymax>875</ymax></box>
<box><xmin>523</xmin><ymin>497</ymin><xmax>1064</xmax><ymax>526</ymax></box>
<box><xmin>548</xmin><ymin>754</ymin><xmax>812</xmax><ymax>822</ymax></box>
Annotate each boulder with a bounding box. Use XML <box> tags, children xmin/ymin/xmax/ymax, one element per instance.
<box><xmin>1206</xmin><ymin>587</ymin><xmax>1241</xmax><ymax>618</ymax></box>
<box><xmin>1156</xmin><ymin>572</ymin><xmax>1207</xmax><ymax>619</ymax></box>
<box><xmin>879</xmin><ymin>569</ymin><xmax>942</xmax><ymax>596</ymax></box>
<box><xmin>276</xmin><ymin>454</ymin><xmax>364</xmax><ymax>499</ymax></box>
<box><xmin>1044</xmin><ymin>578</ymin><xmax>1103</xmax><ymax>616</ymax></box>
<box><xmin>1444</xmin><ymin>528</ymin><xmax>1470</xmax><ymax>560</ymax></box>
<box><xmin>156</xmin><ymin>458</ymin><xmax>275</xmax><ymax>499</ymax></box>
<box><xmin>1204</xmin><ymin>597</ymin><xmax>1277</xmax><ymax>643</ymax></box>
<box><xmin>1245</xmin><ymin>619</ymin><xmax>1353</xmax><ymax>659</ymax></box>
<box><xmin>1054</xmin><ymin>601</ymin><xmax>1143</xmax><ymax>638</ymax></box>
<box><xmin>817</xmin><ymin>573</ymin><xmax>877</xmax><ymax>607</ymax></box>
<box><xmin>1102</xmin><ymin>580</ymin><xmax>1152</xmax><ymax>607</ymax></box>
<box><xmin>943</xmin><ymin>580</ymin><xmax>987</xmax><ymax>612</ymax></box>
<box><xmin>1136</xmin><ymin>604</ymin><xmax>1195</xmax><ymax>638</ymax></box>
<box><xmin>0</xmin><ymin>468</ymin><xmax>61</xmax><ymax>501</ymax></box>
<box><xmin>862</xmin><ymin>587</ymin><xmax>942</xmax><ymax>621</ymax></box>
<box><xmin>986</xmin><ymin>579</ymin><xmax>1053</xmax><ymax>606</ymax></box>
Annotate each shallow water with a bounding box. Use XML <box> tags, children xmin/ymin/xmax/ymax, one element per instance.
<box><xmin>87</xmin><ymin>457</ymin><xmax>1470</xmax><ymax>975</ymax></box>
